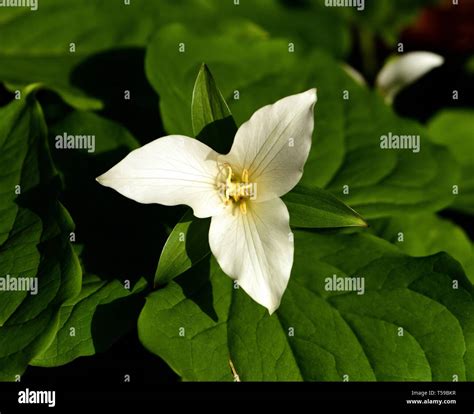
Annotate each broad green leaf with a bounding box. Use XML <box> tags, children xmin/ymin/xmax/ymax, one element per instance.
<box><xmin>283</xmin><ymin>186</ymin><xmax>367</xmax><ymax>228</ymax></box>
<box><xmin>371</xmin><ymin>214</ymin><xmax>474</xmax><ymax>284</ymax></box>
<box><xmin>31</xmin><ymin>276</ymin><xmax>147</xmax><ymax>367</ymax></box>
<box><xmin>213</xmin><ymin>0</ymin><xmax>349</xmax><ymax>58</ymax></box>
<box><xmin>0</xmin><ymin>96</ymin><xmax>82</xmax><ymax>380</ymax></box>
<box><xmin>155</xmin><ymin>211</ymin><xmax>210</xmax><ymax>287</ymax></box>
<box><xmin>139</xmin><ymin>231</ymin><xmax>474</xmax><ymax>381</ymax></box>
<box><xmin>3</xmin><ymin>64</ymin><xmax>103</xmax><ymax>111</ymax></box>
<box><xmin>0</xmin><ymin>0</ymin><xmax>213</xmax><ymax>109</ymax></box>
<box><xmin>428</xmin><ymin>109</ymin><xmax>474</xmax><ymax>215</ymax></box>
<box><xmin>191</xmin><ymin>63</ymin><xmax>237</xmax><ymax>153</ymax></box>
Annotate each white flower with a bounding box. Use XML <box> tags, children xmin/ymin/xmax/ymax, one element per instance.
<box><xmin>97</xmin><ymin>89</ymin><xmax>317</xmax><ymax>314</ymax></box>
<box><xmin>376</xmin><ymin>51</ymin><xmax>444</xmax><ymax>104</ymax></box>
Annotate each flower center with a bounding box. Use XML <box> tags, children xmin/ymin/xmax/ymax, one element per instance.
<box><xmin>217</xmin><ymin>163</ymin><xmax>256</xmax><ymax>214</ymax></box>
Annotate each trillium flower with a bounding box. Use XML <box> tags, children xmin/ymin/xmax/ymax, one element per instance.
<box><xmin>97</xmin><ymin>89</ymin><xmax>317</xmax><ymax>314</ymax></box>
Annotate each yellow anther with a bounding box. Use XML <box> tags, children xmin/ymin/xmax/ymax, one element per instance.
<box><xmin>226</xmin><ymin>165</ymin><xmax>233</xmax><ymax>184</ymax></box>
<box><xmin>225</xmin><ymin>165</ymin><xmax>233</xmax><ymax>200</ymax></box>
<box><xmin>239</xmin><ymin>200</ymin><xmax>247</xmax><ymax>215</ymax></box>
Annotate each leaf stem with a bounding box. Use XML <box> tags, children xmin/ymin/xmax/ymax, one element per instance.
<box><xmin>359</xmin><ymin>27</ymin><xmax>377</xmax><ymax>81</ymax></box>
<box><xmin>229</xmin><ymin>359</ymin><xmax>241</xmax><ymax>382</ymax></box>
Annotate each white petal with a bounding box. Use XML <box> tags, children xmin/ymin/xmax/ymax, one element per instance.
<box><xmin>96</xmin><ymin>135</ymin><xmax>223</xmax><ymax>218</ymax></box>
<box><xmin>341</xmin><ymin>63</ymin><xmax>367</xmax><ymax>86</ymax></box>
<box><xmin>209</xmin><ymin>198</ymin><xmax>293</xmax><ymax>314</ymax></box>
<box><xmin>376</xmin><ymin>51</ymin><xmax>444</xmax><ymax>104</ymax></box>
<box><xmin>224</xmin><ymin>89</ymin><xmax>316</xmax><ymax>202</ymax></box>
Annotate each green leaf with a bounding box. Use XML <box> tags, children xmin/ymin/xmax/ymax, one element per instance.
<box><xmin>191</xmin><ymin>63</ymin><xmax>233</xmax><ymax>134</ymax></box>
<box><xmin>191</xmin><ymin>63</ymin><xmax>237</xmax><ymax>153</ymax></box>
<box><xmin>371</xmin><ymin>214</ymin><xmax>474</xmax><ymax>284</ymax></box>
<box><xmin>213</xmin><ymin>0</ymin><xmax>349</xmax><ymax>58</ymax></box>
<box><xmin>155</xmin><ymin>211</ymin><xmax>210</xmax><ymax>287</ymax></box>
<box><xmin>428</xmin><ymin>109</ymin><xmax>474</xmax><ymax>215</ymax></box>
<box><xmin>283</xmin><ymin>185</ymin><xmax>367</xmax><ymax>228</ymax></box>
<box><xmin>139</xmin><ymin>231</ymin><xmax>474</xmax><ymax>381</ymax></box>
<box><xmin>0</xmin><ymin>96</ymin><xmax>82</xmax><ymax>380</ymax></box>
<box><xmin>3</xmin><ymin>69</ymin><xmax>103</xmax><ymax>111</ymax></box>
<box><xmin>0</xmin><ymin>0</ymin><xmax>214</xmax><ymax>109</ymax></box>
<box><xmin>468</xmin><ymin>248</ymin><xmax>474</xmax><ymax>284</ymax></box>
<box><xmin>31</xmin><ymin>276</ymin><xmax>147</xmax><ymax>367</ymax></box>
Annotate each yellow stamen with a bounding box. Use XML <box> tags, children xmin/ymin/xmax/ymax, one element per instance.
<box><xmin>218</xmin><ymin>163</ymin><xmax>254</xmax><ymax>213</ymax></box>
<box><xmin>242</xmin><ymin>169</ymin><xmax>249</xmax><ymax>183</ymax></box>
<box><xmin>225</xmin><ymin>165</ymin><xmax>233</xmax><ymax>200</ymax></box>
